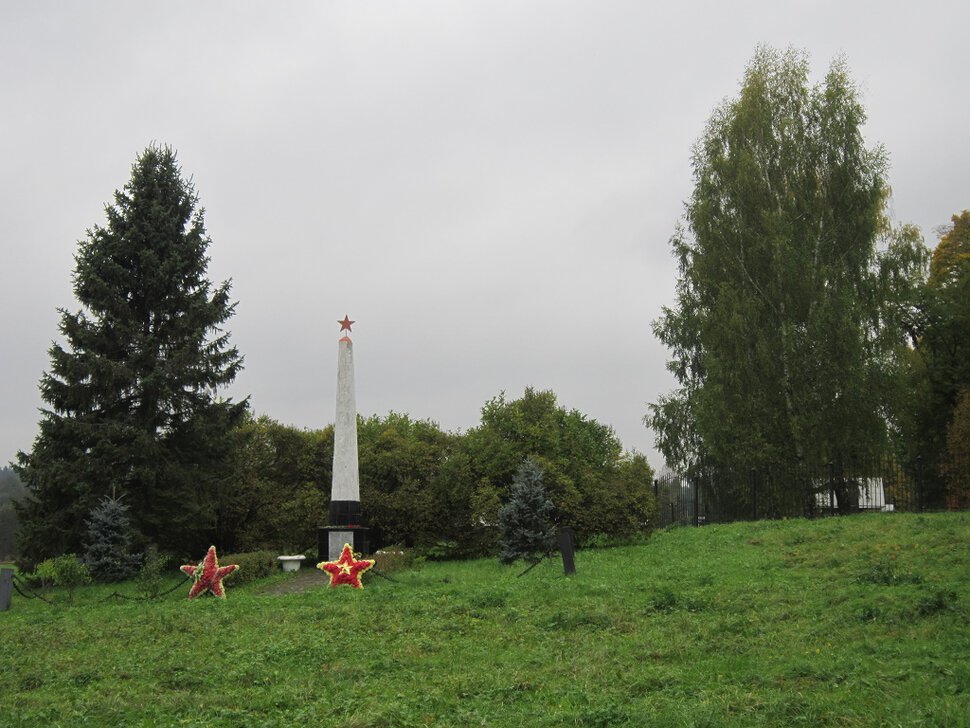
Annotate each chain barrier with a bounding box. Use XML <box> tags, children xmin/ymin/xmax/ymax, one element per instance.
<box><xmin>101</xmin><ymin>576</ymin><xmax>192</xmax><ymax>603</ymax></box>
<box><xmin>8</xmin><ymin>573</ymin><xmax>191</xmax><ymax>606</ymax></box>
<box><xmin>516</xmin><ymin>557</ymin><xmax>547</xmax><ymax>578</ymax></box>
<box><xmin>9</xmin><ymin>570</ymin><xmax>402</xmax><ymax>605</ymax></box>
<box><xmin>11</xmin><ymin>574</ymin><xmax>54</xmax><ymax>604</ymax></box>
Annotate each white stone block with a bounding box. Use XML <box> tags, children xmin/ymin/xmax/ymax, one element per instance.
<box><xmin>277</xmin><ymin>555</ymin><xmax>306</xmax><ymax>572</ymax></box>
<box><xmin>328</xmin><ymin>531</ymin><xmax>354</xmax><ymax>560</ymax></box>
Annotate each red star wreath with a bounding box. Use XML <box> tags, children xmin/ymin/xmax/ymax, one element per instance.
<box><xmin>180</xmin><ymin>546</ymin><xmax>239</xmax><ymax>599</ymax></box>
<box><xmin>318</xmin><ymin>544</ymin><xmax>375</xmax><ymax>589</ymax></box>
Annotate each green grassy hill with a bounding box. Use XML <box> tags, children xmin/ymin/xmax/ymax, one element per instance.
<box><xmin>3</xmin><ymin>512</ymin><xmax>969</xmax><ymax>726</ymax></box>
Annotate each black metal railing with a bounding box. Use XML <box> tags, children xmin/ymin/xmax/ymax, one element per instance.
<box><xmin>652</xmin><ymin>455</ymin><xmax>966</xmax><ymax>528</ymax></box>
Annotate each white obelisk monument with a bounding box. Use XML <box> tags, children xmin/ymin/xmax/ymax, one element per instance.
<box><xmin>319</xmin><ymin>315</ymin><xmax>369</xmax><ymax>561</ymax></box>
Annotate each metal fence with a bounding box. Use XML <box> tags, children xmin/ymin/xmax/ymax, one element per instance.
<box><xmin>653</xmin><ymin>456</ymin><xmax>965</xmax><ymax>528</ymax></box>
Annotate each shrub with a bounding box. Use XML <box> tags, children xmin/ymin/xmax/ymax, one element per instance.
<box><xmin>421</xmin><ymin>540</ymin><xmax>462</xmax><ymax>561</ymax></box>
<box><xmin>135</xmin><ymin>547</ymin><xmax>171</xmax><ymax>599</ymax></box>
<box><xmin>219</xmin><ymin>550</ymin><xmax>277</xmax><ymax>586</ymax></box>
<box><xmin>25</xmin><ymin>563</ymin><xmax>51</xmax><ymax>590</ymax></box>
<box><xmin>372</xmin><ymin>547</ymin><xmax>417</xmax><ymax>574</ymax></box>
<box><xmin>31</xmin><ymin>554</ymin><xmax>91</xmax><ymax>602</ymax></box>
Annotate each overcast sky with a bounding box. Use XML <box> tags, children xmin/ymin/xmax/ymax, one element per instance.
<box><xmin>2</xmin><ymin>1</ymin><xmax>967</xmax><ymax>472</ymax></box>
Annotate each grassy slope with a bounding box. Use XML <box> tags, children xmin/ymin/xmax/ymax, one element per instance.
<box><xmin>2</xmin><ymin>513</ymin><xmax>969</xmax><ymax>727</ymax></box>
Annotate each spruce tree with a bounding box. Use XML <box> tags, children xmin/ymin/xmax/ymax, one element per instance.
<box><xmin>15</xmin><ymin>145</ymin><xmax>246</xmax><ymax>562</ymax></box>
<box><xmin>498</xmin><ymin>458</ymin><xmax>557</xmax><ymax>565</ymax></box>
<box><xmin>83</xmin><ymin>494</ymin><xmax>140</xmax><ymax>582</ymax></box>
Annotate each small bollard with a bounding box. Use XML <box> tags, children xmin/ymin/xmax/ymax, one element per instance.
<box><xmin>559</xmin><ymin>527</ymin><xmax>576</xmax><ymax>576</ymax></box>
<box><xmin>0</xmin><ymin>567</ymin><xmax>14</xmax><ymax>612</ymax></box>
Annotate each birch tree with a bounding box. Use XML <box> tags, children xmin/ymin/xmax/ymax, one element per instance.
<box><xmin>648</xmin><ymin>47</ymin><xmax>923</xmax><ymax>473</ymax></box>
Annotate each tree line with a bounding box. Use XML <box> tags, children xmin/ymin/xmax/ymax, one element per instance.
<box><xmin>221</xmin><ymin>389</ymin><xmax>655</xmax><ymax>559</ymax></box>
<box><xmin>14</xmin><ymin>388</ymin><xmax>655</xmax><ymax>564</ymax></box>
<box><xmin>11</xmin><ymin>145</ymin><xmax>654</xmax><ymax>566</ymax></box>
<box><xmin>14</xmin><ymin>46</ymin><xmax>969</xmax><ymax>567</ymax></box>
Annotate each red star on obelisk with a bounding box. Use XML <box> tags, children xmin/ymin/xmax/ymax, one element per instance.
<box><xmin>180</xmin><ymin>546</ymin><xmax>239</xmax><ymax>599</ymax></box>
<box><xmin>317</xmin><ymin>543</ymin><xmax>375</xmax><ymax>589</ymax></box>
<box><xmin>338</xmin><ymin>315</ymin><xmax>354</xmax><ymax>333</ymax></box>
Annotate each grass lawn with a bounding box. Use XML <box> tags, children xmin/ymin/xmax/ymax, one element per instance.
<box><xmin>2</xmin><ymin>512</ymin><xmax>969</xmax><ymax>727</ymax></box>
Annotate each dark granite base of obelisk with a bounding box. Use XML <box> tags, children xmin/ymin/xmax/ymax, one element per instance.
<box><xmin>329</xmin><ymin>499</ymin><xmax>361</xmax><ymax>526</ymax></box>
<box><xmin>318</xmin><ymin>525</ymin><xmax>370</xmax><ymax>563</ymax></box>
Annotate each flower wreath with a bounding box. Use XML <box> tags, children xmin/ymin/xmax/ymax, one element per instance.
<box><xmin>180</xmin><ymin>546</ymin><xmax>239</xmax><ymax>599</ymax></box>
<box><xmin>317</xmin><ymin>543</ymin><xmax>375</xmax><ymax>589</ymax></box>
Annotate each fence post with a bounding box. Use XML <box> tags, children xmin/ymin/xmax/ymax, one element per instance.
<box><xmin>799</xmin><ymin>460</ymin><xmax>809</xmax><ymax>518</ymax></box>
<box><xmin>559</xmin><ymin>527</ymin><xmax>577</xmax><ymax>576</ymax></box>
<box><xmin>670</xmin><ymin>501</ymin><xmax>675</xmax><ymax>526</ymax></box>
<box><xmin>828</xmin><ymin>461</ymin><xmax>836</xmax><ymax>516</ymax></box>
<box><xmin>916</xmin><ymin>455</ymin><xmax>924</xmax><ymax>513</ymax></box>
<box><xmin>653</xmin><ymin>479</ymin><xmax>658</xmax><ymax>499</ymax></box>
<box><xmin>0</xmin><ymin>567</ymin><xmax>13</xmax><ymax>612</ymax></box>
<box><xmin>693</xmin><ymin>476</ymin><xmax>700</xmax><ymax>527</ymax></box>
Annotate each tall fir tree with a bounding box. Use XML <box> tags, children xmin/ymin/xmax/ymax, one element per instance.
<box><xmin>498</xmin><ymin>458</ymin><xmax>558</xmax><ymax>566</ymax></box>
<box><xmin>15</xmin><ymin>145</ymin><xmax>247</xmax><ymax>562</ymax></box>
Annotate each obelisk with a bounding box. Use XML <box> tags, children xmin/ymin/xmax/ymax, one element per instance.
<box><xmin>319</xmin><ymin>315</ymin><xmax>369</xmax><ymax>561</ymax></box>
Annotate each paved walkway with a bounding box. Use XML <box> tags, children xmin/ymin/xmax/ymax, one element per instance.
<box><xmin>260</xmin><ymin>567</ymin><xmax>326</xmax><ymax>595</ymax></box>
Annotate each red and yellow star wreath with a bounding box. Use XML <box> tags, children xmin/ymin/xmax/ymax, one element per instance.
<box><xmin>180</xmin><ymin>546</ymin><xmax>239</xmax><ymax>599</ymax></box>
<box><xmin>318</xmin><ymin>543</ymin><xmax>375</xmax><ymax>589</ymax></box>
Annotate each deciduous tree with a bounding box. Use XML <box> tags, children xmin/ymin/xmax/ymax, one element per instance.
<box><xmin>452</xmin><ymin>388</ymin><xmax>656</xmax><ymax>550</ymax></box>
<box><xmin>911</xmin><ymin>211</ymin><xmax>970</xmax><ymax>504</ymax></box>
<box><xmin>648</xmin><ymin>47</ymin><xmax>925</xmax><ymax>474</ymax></box>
